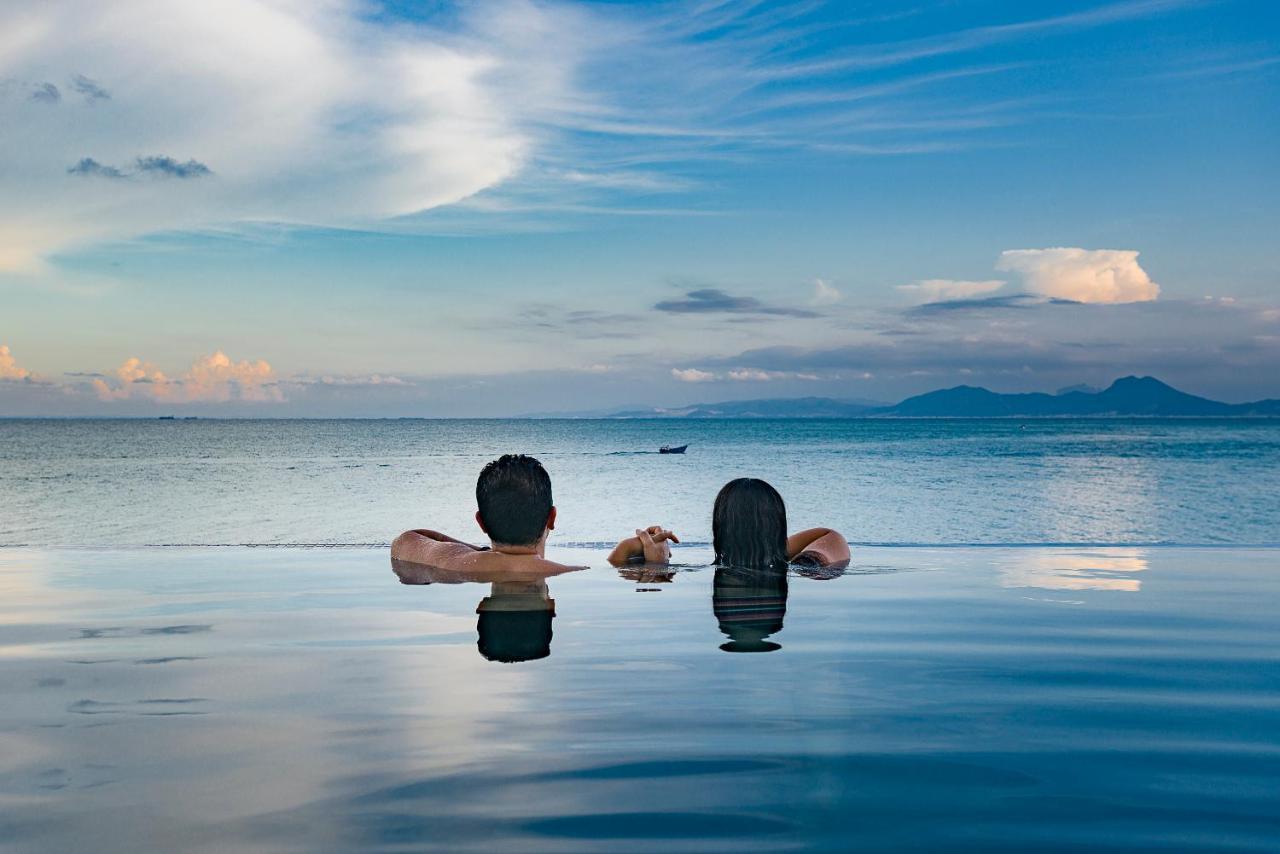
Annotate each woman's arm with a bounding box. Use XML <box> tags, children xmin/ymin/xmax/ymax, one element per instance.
<box><xmin>608</xmin><ymin>526</ymin><xmax>679</xmax><ymax>566</ymax></box>
<box><xmin>786</xmin><ymin>528</ymin><xmax>851</xmax><ymax>568</ymax></box>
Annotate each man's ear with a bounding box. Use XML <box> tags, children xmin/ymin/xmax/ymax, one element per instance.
<box><xmin>475</xmin><ymin>510</ymin><xmax>488</xmax><ymax>535</ymax></box>
<box><xmin>546</xmin><ymin>506</ymin><xmax>557</xmax><ymax>532</ymax></box>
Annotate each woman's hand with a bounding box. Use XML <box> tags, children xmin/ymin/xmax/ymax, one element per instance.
<box><xmin>607</xmin><ymin>526</ymin><xmax>679</xmax><ymax>566</ymax></box>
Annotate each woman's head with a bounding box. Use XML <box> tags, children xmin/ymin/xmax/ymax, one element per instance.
<box><xmin>712</xmin><ymin>478</ymin><xmax>788</xmax><ymax>570</ymax></box>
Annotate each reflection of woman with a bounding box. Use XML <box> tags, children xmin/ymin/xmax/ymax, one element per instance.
<box><xmin>713</xmin><ymin>567</ymin><xmax>788</xmax><ymax>653</ymax></box>
<box><xmin>713</xmin><ymin>478</ymin><xmax>850</xmax><ymax>570</ymax></box>
<box><xmin>710</xmin><ymin>478</ymin><xmax>849</xmax><ymax>653</ymax></box>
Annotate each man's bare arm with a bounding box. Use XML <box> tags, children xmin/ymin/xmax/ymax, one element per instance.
<box><xmin>390</xmin><ymin>530</ymin><xmax>486</xmax><ymax>583</ymax></box>
<box><xmin>391</xmin><ymin>529</ymin><xmax>584</xmax><ymax>584</ymax></box>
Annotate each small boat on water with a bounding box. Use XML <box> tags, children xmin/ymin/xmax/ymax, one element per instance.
<box><xmin>659</xmin><ymin>444</ymin><xmax>688</xmax><ymax>454</ymax></box>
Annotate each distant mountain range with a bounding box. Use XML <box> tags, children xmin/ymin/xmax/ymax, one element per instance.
<box><xmin>604</xmin><ymin>396</ymin><xmax>887</xmax><ymax>419</ymax></box>
<box><xmin>885</xmin><ymin>376</ymin><xmax>1280</xmax><ymax>417</ymax></box>
<box><xmin>534</xmin><ymin>377</ymin><xmax>1280</xmax><ymax>419</ymax></box>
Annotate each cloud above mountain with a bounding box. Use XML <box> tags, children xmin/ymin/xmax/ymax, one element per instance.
<box><xmin>996</xmin><ymin>248</ymin><xmax>1160</xmax><ymax>303</ymax></box>
<box><xmin>899</xmin><ymin>248</ymin><xmax>1161</xmax><ymax>308</ymax></box>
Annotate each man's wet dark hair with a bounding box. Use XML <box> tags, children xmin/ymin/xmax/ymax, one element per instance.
<box><xmin>712</xmin><ymin>478</ymin><xmax>789</xmax><ymax>571</ymax></box>
<box><xmin>476</xmin><ymin>454</ymin><xmax>553</xmax><ymax>546</ymax></box>
<box><xmin>477</xmin><ymin>610</ymin><xmax>553</xmax><ymax>663</ymax></box>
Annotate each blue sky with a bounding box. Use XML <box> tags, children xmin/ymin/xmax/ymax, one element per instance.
<box><xmin>1</xmin><ymin>0</ymin><xmax>1277</xmax><ymax>415</ymax></box>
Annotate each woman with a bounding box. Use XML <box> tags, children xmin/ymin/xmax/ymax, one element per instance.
<box><xmin>712</xmin><ymin>478</ymin><xmax>849</xmax><ymax>570</ymax></box>
<box><xmin>607</xmin><ymin>478</ymin><xmax>849</xmax><ymax>569</ymax></box>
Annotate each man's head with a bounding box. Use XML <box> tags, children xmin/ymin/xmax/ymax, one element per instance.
<box><xmin>475</xmin><ymin>454</ymin><xmax>555</xmax><ymax>547</ymax></box>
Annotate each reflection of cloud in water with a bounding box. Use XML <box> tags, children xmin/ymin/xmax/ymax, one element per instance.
<box><xmin>999</xmin><ymin>550</ymin><xmax>1149</xmax><ymax>592</ymax></box>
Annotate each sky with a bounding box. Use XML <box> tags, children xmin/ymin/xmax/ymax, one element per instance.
<box><xmin>1</xmin><ymin>0</ymin><xmax>1278</xmax><ymax>416</ymax></box>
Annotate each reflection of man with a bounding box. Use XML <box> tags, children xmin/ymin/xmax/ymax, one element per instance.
<box><xmin>712</xmin><ymin>567</ymin><xmax>788</xmax><ymax>653</ymax></box>
<box><xmin>476</xmin><ymin>578</ymin><xmax>555</xmax><ymax>663</ymax></box>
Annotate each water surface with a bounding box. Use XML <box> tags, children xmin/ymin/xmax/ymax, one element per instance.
<box><xmin>2</xmin><ymin>545</ymin><xmax>1278</xmax><ymax>852</ymax></box>
<box><xmin>3</xmin><ymin>418</ymin><xmax>1279</xmax><ymax>545</ymax></box>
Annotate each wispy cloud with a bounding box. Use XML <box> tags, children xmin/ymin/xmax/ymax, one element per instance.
<box><xmin>898</xmin><ymin>279</ymin><xmax>1006</xmax><ymax>304</ymax></box>
<box><xmin>671</xmin><ymin>366</ymin><xmax>821</xmax><ymax>383</ymax></box>
<box><xmin>67</xmin><ymin>157</ymin><xmax>126</xmax><ymax>179</ymax></box>
<box><xmin>30</xmin><ymin>82</ymin><xmax>59</xmax><ymax>103</ymax></box>
<box><xmin>671</xmin><ymin>367</ymin><xmax>717</xmax><ymax>383</ymax></box>
<box><xmin>655</xmin><ymin>288</ymin><xmax>819</xmax><ymax>318</ymax></box>
<box><xmin>903</xmin><ymin>293</ymin><xmax>1044</xmax><ymax>316</ymax></box>
<box><xmin>0</xmin><ymin>0</ymin><xmax>530</xmax><ymax>270</ymax></box>
<box><xmin>70</xmin><ymin>74</ymin><xmax>110</xmax><ymax>102</ymax></box>
<box><xmin>727</xmin><ymin>368</ymin><xmax>820</xmax><ymax>382</ymax></box>
<box><xmin>1148</xmin><ymin>54</ymin><xmax>1280</xmax><ymax>80</ymax></box>
<box><xmin>135</xmin><ymin>156</ymin><xmax>212</xmax><ymax>179</ymax></box>
<box><xmin>67</xmin><ymin>155</ymin><xmax>211</xmax><ymax>180</ymax></box>
<box><xmin>288</xmin><ymin>374</ymin><xmax>410</xmax><ymax>387</ymax></box>
<box><xmin>0</xmin><ymin>0</ymin><xmax>1198</xmax><ymax>270</ymax></box>
<box><xmin>812</xmin><ymin>278</ymin><xmax>842</xmax><ymax>305</ymax></box>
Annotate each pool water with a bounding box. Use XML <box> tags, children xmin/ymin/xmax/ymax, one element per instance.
<box><xmin>2</xmin><ymin>545</ymin><xmax>1278</xmax><ymax>852</ymax></box>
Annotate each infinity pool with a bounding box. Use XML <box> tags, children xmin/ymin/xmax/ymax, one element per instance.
<box><xmin>2</xmin><ymin>546</ymin><xmax>1278</xmax><ymax>851</ymax></box>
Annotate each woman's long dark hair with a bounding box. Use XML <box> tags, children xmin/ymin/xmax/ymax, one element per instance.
<box><xmin>712</xmin><ymin>478</ymin><xmax>789</xmax><ymax>571</ymax></box>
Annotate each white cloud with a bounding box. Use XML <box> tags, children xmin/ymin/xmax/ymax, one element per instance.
<box><xmin>812</xmin><ymin>277</ymin><xmax>842</xmax><ymax>305</ymax></box>
<box><xmin>0</xmin><ymin>0</ymin><xmax>537</xmax><ymax>271</ymax></box>
<box><xmin>0</xmin><ymin>344</ymin><xmax>30</xmax><ymax>380</ymax></box>
<box><xmin>93</xmin><ymin>350</ymin><xmax>281</xmax><ymax>403</ymax></box>
<box><xmin>671</xmin><ymin>367</ymin><xmax>717</xmax><ymax>383</ymax></box>
<box><xmin>290</xmin><ymin>374</ymin><xmax>410</xmax><ymax>387</ymax></box>
<box><xmin>996</xmin><ymin>248</ymin><xmax>1160</xmax><ymax>304</ymax></box>
<box><xmin>2</xmin><ymin>2</ymin><xmax>1162</xmax><ymax>271</ymax></box>
<box><xmin>727</xmin><ymin>368</ymin><xmax>819</xmax><ymax>381</ymax></box>
<box><xmin>897</xmin><ymin>279</ymin><xmax>1006</xmax><ymax>303</ymax></box>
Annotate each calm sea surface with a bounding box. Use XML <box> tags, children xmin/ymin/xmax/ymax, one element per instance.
<box><xmin>1</xmin><ymin>545</ymin><xmax>1278</xmax><ymax>852</ymax></box>
<box><xmin>3</xmin><ymin>419</ymin><xmax>1280</xmax><ymax>850</ymax></box>
<box><xmin>3</xmin><ymin>418</ymin><xmax>1280</xmax><ymax>546</ymax></box>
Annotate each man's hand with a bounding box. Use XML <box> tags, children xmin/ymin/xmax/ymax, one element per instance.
<box><xmin>636</xmin><ymin>526</ymin><xmax>678</xmax><ymax>563</ymax></box>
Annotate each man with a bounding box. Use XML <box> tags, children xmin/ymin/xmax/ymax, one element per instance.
<box><xmin>393</xmin><ymin>453</ymin><xmax>678</xmax><ymax>584</ymax></box>
<box><xmin>391</xmin><ymin>454</ymin><xmax>580</xmax><ymax>582</ymax></box>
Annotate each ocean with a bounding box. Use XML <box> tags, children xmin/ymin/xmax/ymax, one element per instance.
<box><xmin>3</xmin><ymin>417</ymin><xmax>1279</xmax><ymax>547</ymax></box>
<box><xmin>4</xmin><ymin>417</ymin><xmax>1280</xmax><ymax>851</ymax></box>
